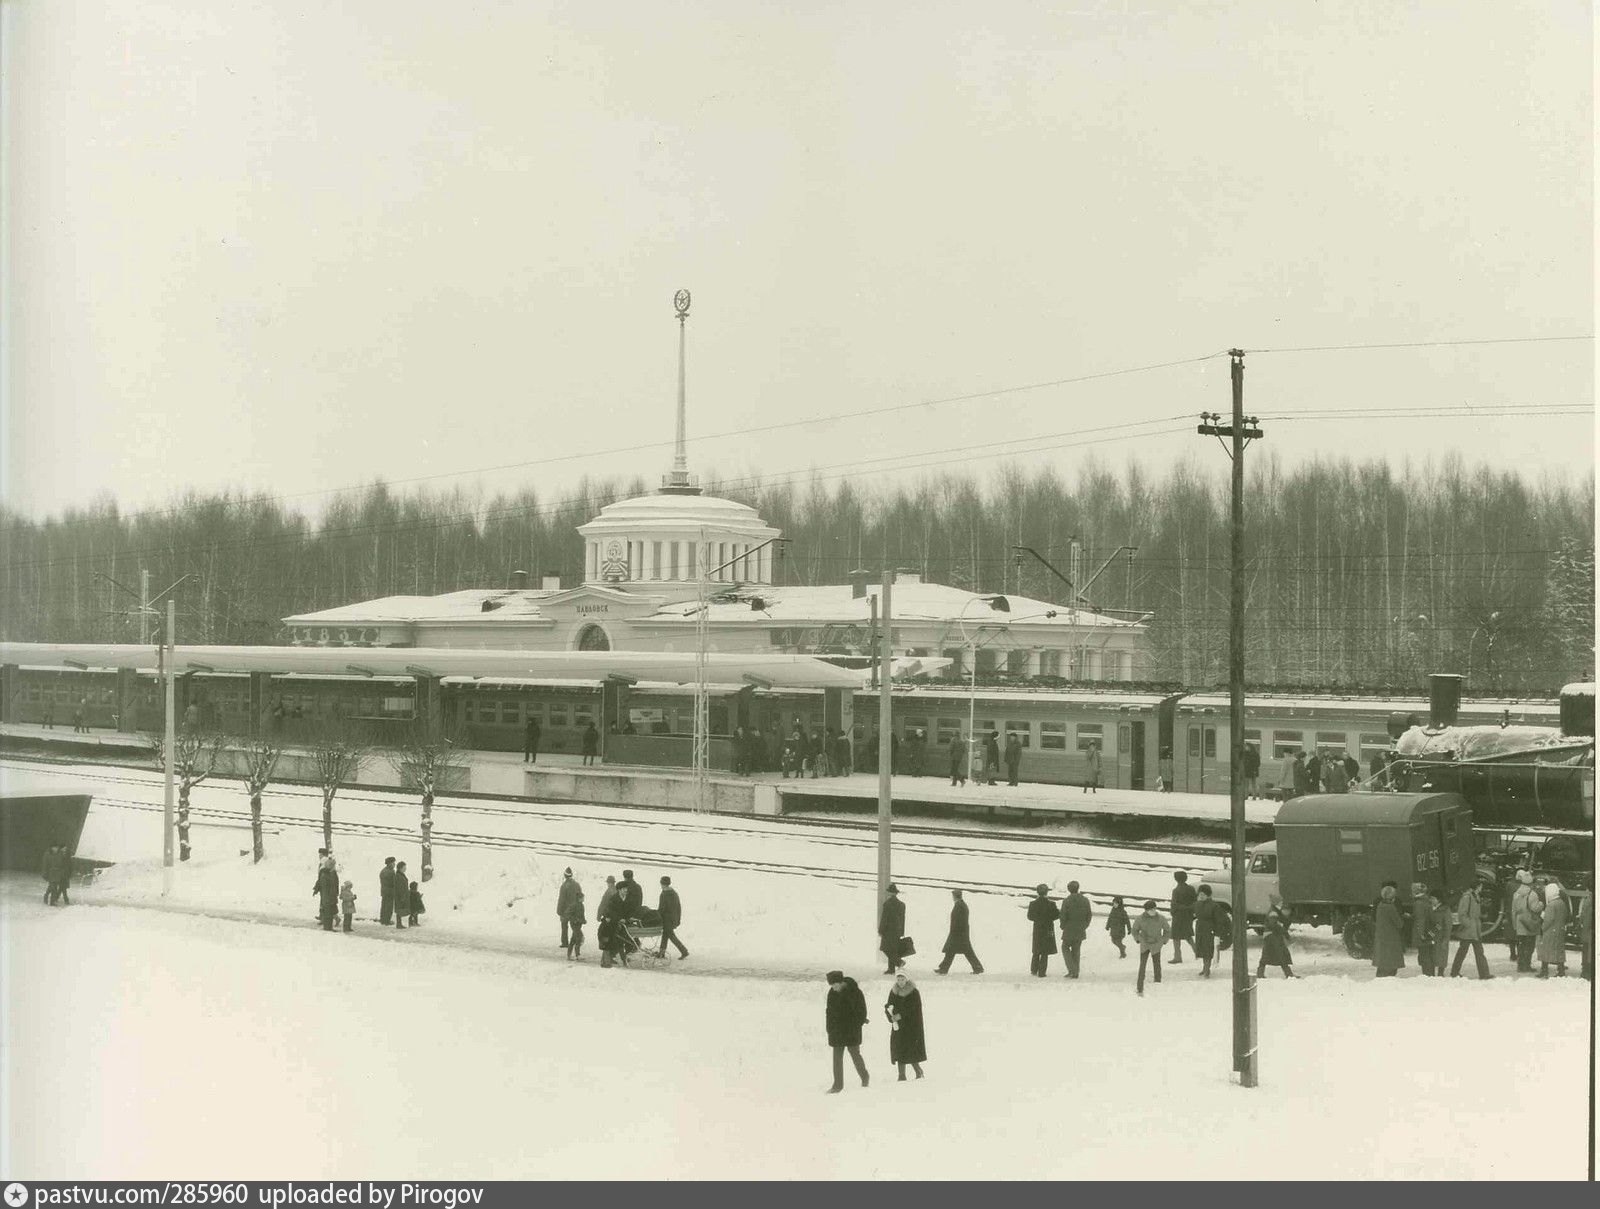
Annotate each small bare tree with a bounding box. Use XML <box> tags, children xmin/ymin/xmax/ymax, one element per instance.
<box><xmin>146</xmin><ymin>726</ymin><xmax>229</xmax><ymax>861</ymax></box>
<box><xmin>393</xmin><ymin>721</ymin><xmax>467</xmax><ymax>883</ymax></box>
<box><xmin>306</xmin><ymin>720</ymin><xmax>371</xmax><ymax>852</ymax></box>
<box><xmin>239</xmin><ymin>733</ymin><xmax>282</xmax><ymax>864</ymax></box>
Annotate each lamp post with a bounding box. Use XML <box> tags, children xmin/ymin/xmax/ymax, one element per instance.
<box><xmin>956</xmin><ymin>594</ymin><xmax>1011</xmax><ymax>782</ymax></box>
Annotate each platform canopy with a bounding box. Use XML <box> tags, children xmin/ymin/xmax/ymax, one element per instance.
<box><xmin>0</xmin><ymin>643</ymin><xmax>864</xmax><ymax>690</ymax></box>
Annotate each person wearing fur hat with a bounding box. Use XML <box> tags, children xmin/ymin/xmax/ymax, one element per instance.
<box><xmin>1169</xmin><ymin>871</ymin><xmax>1197</xmax><ymax>964</ymax></box>
<box><xmin>1373</xmin><ymin>884</ymin><xmax>1406</xmax><ymax>977</ymax></box>
<box><xmin>1131</xmin><ymin>900</ymin><xmax>1170</xmax><ymax>995</ymax></box>
<box><xmin>824</xmin><ymin>971</ymin><xmax>871</xmax><ymax>1093</ymax></box>
<box><xmin>617</xmin><ymin>869</ymin><xmax>644</xmax><ymax>919</ymax></box>
<box><xmin>1027</xmin><ymin>884</ymin><xmax>1059</xmax><ymax>977</ymax></box>
<box><xmin>1510</xmin><ymin>869</ymin><xmax>1543</xmax><ymax>972</ymax></box>
<box><xmin>339</xmin><ymin>881</ymin><xmax>357</xmax><ymax>933</ymax></box>
<box><xmin>556</xmin><ymin>867</ymin><xmax>580</xmax><ymax>948</ymax></box>
<box><xmin>879</xmin><ymin>884</ymin><xmax>908</xmax><ymax>974</ymax></box>
<box><xmin>1536</xmin><ymin>881</ymin><xmax>1569</xmax><ymax>978</ymax></box>
<box><xmin>884</xmin><ymin>973</ymin><xmax>927</xmax><ymax>1081</ymax></box>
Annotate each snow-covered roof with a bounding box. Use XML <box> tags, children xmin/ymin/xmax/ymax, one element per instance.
<box><xmin>284</xmin><ymin>589</ymin><xmax>561</xmax><ymax>625</ymax></box>
<box><xmin>645</xmin><ymin>582</ymin><xmax>1140</xmax><ymax>629</ymax></box>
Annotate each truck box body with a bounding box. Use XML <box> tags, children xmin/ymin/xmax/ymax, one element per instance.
<box><xmin>1275</xmin><ymin>791</ymin><xmax>1475</xmax><ymax>907</ymax></box>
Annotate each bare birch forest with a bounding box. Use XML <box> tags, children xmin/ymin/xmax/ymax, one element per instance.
<box><xmin>1</xmin><ymin>453</ymin><xmax>1592</xmax><ymax>694</ymax></box>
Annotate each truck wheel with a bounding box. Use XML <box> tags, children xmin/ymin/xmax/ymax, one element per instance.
<box><xmin>1476</xmin><ymin>872</ymin><xmax>1506</xmax><ymax>942</ymax></box>
<box><xmin>1343</xmin><ymin>912</ymin><xmax>1375</xmax><ymax>960</ymax></box>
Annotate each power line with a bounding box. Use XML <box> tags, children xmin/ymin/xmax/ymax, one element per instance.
<box><xmin>1246</xmin><ymin>334</ymin><xmax>1593</xmax><ymax>355</ymax></box>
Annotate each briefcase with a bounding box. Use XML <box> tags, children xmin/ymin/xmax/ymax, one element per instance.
<box><xmin>900</xmin><ymin>936</ymin><xmax>916</xmax><ymax>957</ymax></box>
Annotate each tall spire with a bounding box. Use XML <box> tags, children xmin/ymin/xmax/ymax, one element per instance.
<box><xmin>661</xmin><ymin>288</ymin><xmax>701</xmax><ymax>495</ymax></box>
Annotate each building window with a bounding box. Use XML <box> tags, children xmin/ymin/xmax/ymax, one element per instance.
<box><xmin>1005</xmin><ymin>720</ymin><xmax>1032</xmax><ymax>748</ymax></box>
<box><xmin>1040</xmin><ymin>722</ymin><xmax>1068</xmax><ymax>751</ymax></box>
<box><xmin>974</xmin><ymin>718</ymin><xmax>997</xmax><ymax>742</ymax></box>
<box><xmin>1272</xmin><ymin>730</ymin><xmax>1303</xmax><ymax>758</ymax></box>
<box><xmin>1076</xmin><ymin>723</ymin><xmax>1104</xmax><ymax>752</ymax></box>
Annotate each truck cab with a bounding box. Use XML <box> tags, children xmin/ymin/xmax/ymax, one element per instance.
<box><xmin>1199</xmin><ymin>842</ymin><xmax>1280</xmax><ymax>920</ymax></box>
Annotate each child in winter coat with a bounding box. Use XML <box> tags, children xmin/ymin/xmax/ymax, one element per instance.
<box><xmin>340</xmin><ymin>881</ymin><xmax>357</xmax><ymax>933</ymax></box>
<box><xmin>408</xmin><ymin>881</ymin><xmax>424</xmax><ymax>926</ymax></box>
<box><xmin>566</xmin><ymin>891</ymin><xmax>587</xmax><ymax>960</ymax></box>
<box><xmin>1106</xmin><ymin>896</ymin><xmax>1131</xmax><ymax>958</ymax></box>
<box><xmin>1130</xmin><ymin>900</ymin><xmax>1170</xmax><ymax>995</ymax></box>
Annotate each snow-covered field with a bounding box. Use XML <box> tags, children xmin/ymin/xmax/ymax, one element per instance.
<box><xmin>2</xmin><ymin>763</ymin><xmax>1595</xmax><ymax>1180</ymax></box>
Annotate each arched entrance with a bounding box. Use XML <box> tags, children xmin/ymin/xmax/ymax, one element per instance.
<box><xmin>575</xmin><ymin>624</ymin><xmax>612</xmax><ymax>651</ymax></box>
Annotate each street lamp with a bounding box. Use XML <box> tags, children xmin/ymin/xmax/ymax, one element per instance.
<box><xmin>956</xmin><ymin>594</ymin><xmax>1011</xmax><ymax>782</ymax></box>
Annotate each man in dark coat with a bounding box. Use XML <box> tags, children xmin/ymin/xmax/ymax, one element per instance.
<box><xmin>935</xmin><ymin>888</ymin><xmax>983</xmax><ymax>974</ymax></box>
<box><xmin>878</xmin><ymin>884</ymin><xmax>907</xmax><ymax>974</ymax></box>
<box><xmin>41</xmin><ymin>845</ymin><xmax>62</xmax><ymax>905</ymax></box>
<box><xmin>1170</xmin><ymin>871</ymin><xmax>1197</xmax><ymax>963</ymax></box>
<box><xmin>617</xmin><ymin>869</ymin><xmax>645</xmax><ymax>919</ymax></box>
<box><xmin>379</xmin><ymin>856</ymin><xmax>397</xmax><ymax>925</ymax></box>
<box><xmin>312</xmin><ymin>858</ymin><xmax>339</xmax><ymax>931</ymax></box>
<box><xmin>523</xmin><ymin>717</ymin><xmax>541</xmax><ymax>764</ymax></box>
<box><xmin>1193</xmin><ymin>884</ymin><xmax>1224</xmax><ymax>976</ymax></box>
<box><xmin>1306</xmin><ymin>752</ymin><xmax>1323</xmax><ymax>793</ymax></box>
<box><xmin>556</xmin><ymin>867</ymin><xmax>580</xmax><ymax>947</ymax></box>
<box><xmin>656</xmin><ymin>875</ymin><xmax>688</xmax><ymax>958</ymax></box>
<box><xmin>581</xmin><ymin>723</ymin><xmax>600</xmax><ymax>766</ymax></box>
<box><xmin>982</xmin><ymin>732</ymin><xmax>1001</xmax><ymax>785</ymax></box>
<box><xmin>824</xmin><ymin>972</ymin><xmax>870</xmax><ymax>1093</ymax></box>
<box><xmin>1290</xmin><ymin>752</ymin><xmax>1310</xmax><ymax>799</ymax></box>
<box><xmin>1004</xmin><ymin>733</ymin><xmax>1023</xmax><ymax>786</ymax></box>
<box><xmin>1240</xmin><ymin>745</ymin><xmax>1261</xmax><ymax>798</ymax></box>
<box><xmin>392</xmin><ymin>861</ymin><xmax>409</xmax><ymax>928</ymax></box>
<box><xmin>1059</xmin><ymin>880</ymin><xmax>1093</xmax><ymax>978</ymax></box>
<box><xmin>1027</xmin><ymin>884</ymin><xmax>1059</xmax><ymax>977</ymax></box>
<box><xmin>948</xmin><ymin>736</ymin><xmax>968</xmax><ymax>786</ymax></box>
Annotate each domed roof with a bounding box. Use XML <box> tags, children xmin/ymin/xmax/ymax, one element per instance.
<box><xmin>579</xmin><ymin>492</ymin><xmax>775</xmax><ymax>533</ymax></box>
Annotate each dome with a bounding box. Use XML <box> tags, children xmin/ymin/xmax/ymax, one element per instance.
<box><xmin>584</xmin><ymin>492</ymin><xmax>768</xmax><ymax>529</ymax></box>
<box><xmin>577</xmin><ymin>491</ymin><xmax>780</xmax><ymax>587</ymax></box>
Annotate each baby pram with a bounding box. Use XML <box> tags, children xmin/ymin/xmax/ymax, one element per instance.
<box><xmin>598</xmin><ymin>906</ymin><xmax>664</xmax><ymax>967</ymax></box>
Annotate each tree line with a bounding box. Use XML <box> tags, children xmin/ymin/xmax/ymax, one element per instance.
<box><xmin>1</xmin><ymin>453</ymin><xmax>1592</xmax><ymax>694</ymax></box>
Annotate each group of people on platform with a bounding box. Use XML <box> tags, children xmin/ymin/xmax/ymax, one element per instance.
<box><xmin>731</xmin><ymin>723</ymin><xmax>855</xmax><ymax>779</ymax></box>
<box><xmin>554</xmin><ymin>866</ymin><xmax>689</xmax><ymax>967</ymax></box>
<box><xmin>311</xmin><ymin>851</ymin><xmax>425</xmax><ymax>933</ymax></box>
<box><xmin>1371</xmin><ymin>873</ymin><xmax>1587</xmax><ymax>981</ymax></box>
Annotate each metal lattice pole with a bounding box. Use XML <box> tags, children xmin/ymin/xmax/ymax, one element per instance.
<box><xmin>694</xmin><ymin>532</ymin><xmax>710</xmax><ymax>812</ymax></box>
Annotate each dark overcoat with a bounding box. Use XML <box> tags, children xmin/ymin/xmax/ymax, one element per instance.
<box><xmin>659</xmin><ymin>886</ymin><xmax>683</xmax><ymax>929</ymax></box>
<box><xmin>885</xmin><ymin>987</ymin><xmax>927</xmax><ymax>1064</ymax></box>
<box><xmin>618</xmin><ymin>878</ymin><xmax>644</xmax><ymax>917</ymax></box>
<box><xmin>1027</xmin><ymin>895</ymin><xmax>1059</xmax><ymax>956</ymax></box>
<box><xmin>1193</xmin><ymin>897</ymin><xmax>1223</xmax><ymax>959</ymax></box>
<box><xmin>1059</xmin><ymin>892</ymin><xmax>1093</xmax><ymax>942</ymax></box>
<box><xmin>1373</xmin><ymin>901</ymin><xmax>1407</xmax><ymax>972</ymax></box>
<box><xmin>826</xmin><ymin>979</ymin><xmax>869</xmax><ymax>1047</ymax></box>
<box><xmin>379</xmin><ymin>864</ymin><xmax>396</xmax><ymax>907</ymax></box>
<box><xmin>1170</xmin><ymin>883</ymin><xmax>1198</xmax><ymax>941</ymax></box>
<box><xmin>1260</xmin><ymin>906</ymin><xmax>1292</xmax><ymax>967</ymax></box>
<box><xmin>879</xmin><ymin>896</ymin><xmax>906</xmax><ymax>958</ymax></box>
<box><xmin>942</xmin><ymin>899</ymin><xmax>972</xmax><ymax>953</ymax></box>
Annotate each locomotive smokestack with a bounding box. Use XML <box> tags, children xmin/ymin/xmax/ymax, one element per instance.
<box><xmin>1559</xmin><ymin>682</ymin><xmax>1595</xmax><ymax>738</ymax></box>
<box><xmin>1427</xmin><ymin>673</ymin><xmax>1463</xmax><ymax>728</ymax></box>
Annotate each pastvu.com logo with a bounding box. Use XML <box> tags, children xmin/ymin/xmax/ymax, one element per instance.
<box><xmin>4</xmin><ymin>1183</ymin><xmax>29</xmax><ymax>1207</ymax></box>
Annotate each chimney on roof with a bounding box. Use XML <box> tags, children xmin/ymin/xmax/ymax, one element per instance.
<box><xmin>849</xmin><ymin>568</ymin><xmax>870</xmax><ymax>600</ymax></box>
<box><xmin>510</xmin><ymin>570</ymin><xmax>529</xmax><ymax>591</ymax></box>
<box><xmin>897</xmin><ymin>570</ymin><xmax>922</xmax><ymax>586</ymax></box>
<box><xmin>542</xmin><ymin>575</ymin><xmax>561</xmax><ymax>591</ymax></box>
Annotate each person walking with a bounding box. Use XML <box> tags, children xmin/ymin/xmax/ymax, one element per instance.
<box><xmin>1373</xmin><ymin>884</ymin><xmax>1406</xmax><ymax>977</ymax></box>
<box><xmin>1059</xmin><ymin>880</ymin><xmax>1093</xmax><ymax>978</ymax></box>
<box><xmin>340</xmin><ymin>881</ymin><xmax>357</xmax><ymax>933</ymax></box>
<box><xmin>1449</xmin><ymin>883</ymin><xmax>1493</xmax><ymax>979</ymax></box>
<box><xmin>597</xmin><ymin>874</ymin><xmax>619</xmax><ymax>922</ymax></box>
<box><xmin>1106</xmin><ymin>895</ymin><xmax>1131</xmax><ymax>958</ymax></box>
<box><xmin>948</xmin><ymin>735</ymin><xmax>968</xmax><ymax>787</ymax></box>
<box><xmin>1537</xmin><ymin>882</ymin><xmax>1569</xmax><ymax>978</ymax></box>
<box><xmin>392</xmin><ymin>861</ymin><xmax>409</xmax><ymax>929</ymax></box>
<box><xmin>1240</xmin><ymin>744</ymin><xmax>1261</xmax><ymax>799</ymax></box>
<box><xmin>1193</xmin><ymin>884</ymin><xmax>1223</xmax><ymax>976</ymax></box>
<box><xmin>556</xmin><ymin>866</ymin><xmax>580</xmax><ymax>948</ymax></box>
<box><xmin>581</xmin><ymin>722</ymin><xmax>600</xmax><ymax>767</ymax></box>
<box><xmin>379</xmin><ymin>856</ymin><xmax>398</xmax><ymax>925</ymax></box>
<box><xmin>41</xmin><ymin>844</ymin><xmax>62</xmax><ymax>906</ymax></box>
<box><xmin>1131</xmin><ymin>900</ymin><xmax>1170</xmax><ymax>995</ymax></box>
<box><xmin>49</xmin><ymin>844</ymin><xmax>72</xmax><ymax>905</ymax></box>
<box><xmin>657</xmin><ymin>876</ymin><xmax>689</xmax><ymax>959</ymax></box>
<box><xmin>824</xmin><ymin>971</ymin><xmax>871</xmax><ymax>1093</ymax></box>
<box><xmin>935</xmin><ymin>889</ymin><xmax>983</xmax><ymax>974</ymax></box>
<box><xmin>313</xmin><ymin>857</ymin><xmax>339</xmax><ymax>932</ymax></box>
<box><xmin>1158</xmin><ymin>749</ymin><xmax>1175</xmax><ymax>793</ymax></box>
<box><xmin>1004</xmin><ymin>733</ymin><xmax>1023</xmax><ymax>787</ymax></box>
<box><xmin>566</xmin><ymin>888</ymin><xmax>587</xmax><ymax>960</ymax></box>
<box><xmin>1027</xmin><ymin>884</ymin><xmax>1059</xmax><ymax>977</ymax></box>
<box><xmin>1511</xmin><ymin>870</ymin><xmax>1543</xmax><ymax>972</ymax></box>
<box><xmin>597</xmin><ymin>900</ymin><xmax>629</xmax><ymax>969</ymax></box>
<box><xmin>1169</xmin><ymin>871</ymin><xmax>1197</xmax><ymax>964</ymax></box>
<box><xmin>523</xmin><ymin>715</ymin><xmax>541</xmax><ymax>764</ymax></box>
<box><xmin>879</xmin><ymin>884</ymin><xmax>908</xmax><ymax>974</ymax></box>
<box><xmin>884</xmin><ymin>973</ymin><xmax>927</xmax><ymax>1081</ymax></box>
<box><xmin>1084</xmin><ymin>741</ymin><xmax>1101</xmax><ymax>793</ymax></box>
<box><xmin>1256</xmin><ymin>894</ymin><xmax>1297</xmax><ymax>978</ymax></box>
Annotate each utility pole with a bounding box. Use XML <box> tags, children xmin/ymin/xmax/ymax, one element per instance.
<box><xmin>140</xmin><ymin>569</ymin><xmax>151</xmax><ymax>646</ymax></box>
<box><xmin>876</xmin><ymin>569</ymin><xmax>894</xmax><ymax>937</ymax></box>
<box><xmin>162</xmin><ymin>598</ymin><xmax>176</xmax><ymax>895</ymax></box>
<box><xmin>1198</xmin><ymin>349</ymin><xmax>1264</xmax><ymax>1089</ymax></box>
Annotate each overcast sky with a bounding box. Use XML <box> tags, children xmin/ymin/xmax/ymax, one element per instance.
<box><xmin>2</xmin><ymin>0</ymin><xmax>1592</xmax><ymax>521</ymax></box>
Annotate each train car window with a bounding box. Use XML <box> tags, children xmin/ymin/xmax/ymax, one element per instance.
<box><xmin>1077</xmin><ymin>723</ymin><xmax>1104</xmax><ymax>752</ymax></box>
<box><xmin>1315</xmin><ymin>731</ymin><xmax>1347</xmax><ymax>754</ymax></box>
<box><xmin>936</xmin><ymin>717</ymin><xmax>963</xmax><ymax>745</ymax></box>
<box><xmin>1203</xmin><ymin>728</ymin><xmax>1216</xmax><ymax>758</ymax></box>
<box><xmin>1244</xmin><ymin>728</ymin><xmax>1261</xmax><ymax>744</ymax></box>
<box><xmin>1187</xmin><ymin>727</ymin><xmax>1200</xmax><ymax>757</ymax></box>
<box><xmin>902</xmin><ymin>716</ymin><xmax>929</xmax><ymax>739</ymax></box>
<box><xmin>1005</xmin><ymin>721</ymin><xmax>1032</xmax><ymax>747</ymax></box>
<box><xmin>1358</xmin><ymin>733</ymin><xmax>1390</xmax><ymax>756</ymax></box>
<box><xmin>1272</xmin><ymin>730</ymin><xmax>1303</xmax><ymax>758</ymax></box>
<box><xmin>548</xmin><ymin>705</ymin><xmax>569</xmax><ymax>727</ymax></box>
<box><xmin>575</xmin><ymin>705</ymin><xmax>596</xmax><ymax>727</ymax></box>
<box><xmin>975</xmin><ymin>719</ymin><xmax>998</xmax><ymax>741</ymax></box>
<box><xmin>1040</xmin><ymin>722</ymin><xmax>1067</xmax><ymax>750</ymax></box>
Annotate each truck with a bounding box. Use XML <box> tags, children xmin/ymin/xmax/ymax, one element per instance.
<box><xmin>1200</xmin><ymin>791</ymin><xmax>1478</xmax><ymax>959</ymax></box>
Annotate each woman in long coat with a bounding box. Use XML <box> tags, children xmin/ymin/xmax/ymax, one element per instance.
<box><xmin>884</xmin><ymin>973</ymin><xmax>926</xmax><ymax>1080</ymax></box>
<box><xmin>1373</xmin><ymin>886</ymin><xmax>1406</xmax><ymax>977</ymax></box>
<box><xmin>1537</xmin><ymin>882</ymin><xmax>1569</xmax><ymax>977</ymax></box>
<box><xmin>1257</xmin><ymin>894</ymin><xmax>1297</xmax><ymax>978</ymax></box>
<box><xmin>1192</xmin><ymin>884</ymin><xmax>1222</xmax><ymax>976</ymax></box>
<box><xmin>1027</xmin><ymin>885</ymin><xmax>1059</xmax><ymax>977</ymax></box>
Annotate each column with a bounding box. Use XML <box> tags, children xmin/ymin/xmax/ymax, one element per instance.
<box><xmin>644</xmin><ymin>541</ymin><xmax>656</xmax><ymax>582</ymax></box>
<box><xmin>0</xmin><ymin>664</ymin><xmax>13</xmax><ymax>723</ymax></box>
<box><xmin>1025</xmin><ymin>650</ymin><xmax>1042</xmax><ymax>679</ymax></box>
<box><xmin>116</xmin><ymin>667</ymin><xmax>138</xmax><ymax>732</ymax></box>
<box><xmin>631</xmin><ymin>542</ymin><xmax>644</xmax><ymax>581</ymax></box>
<box><xmin>414</xmin><ymin>675</ymin><xmax>443</xmax><ymax>732</ymax></box>
<box><xmin>249</xmin><ymin>671</ymin><xmax>273</xmax><ymax>735</ymax></box>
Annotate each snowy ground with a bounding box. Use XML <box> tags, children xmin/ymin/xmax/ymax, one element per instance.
<box><xmin>2</xmin><ymin>759</ymin><xmax>1595</xmax><ymax>1180</ymax></box>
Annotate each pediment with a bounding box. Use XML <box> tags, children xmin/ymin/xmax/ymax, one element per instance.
<box><xmin>536</xmin><ymin>584</ymin><xmax>663</xmax><ymax>617</ymax></box>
